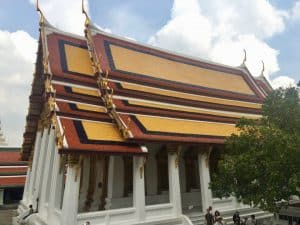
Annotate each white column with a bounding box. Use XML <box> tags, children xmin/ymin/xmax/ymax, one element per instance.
<box><xmin>61</xmin><ymin>165</ymin><xmax>81</xmax><ymax>225</ymax></box>
<box><xmin>39</xmin><ymin>126</ymin><xmax>55</xmax><ymax>218</ymax></box>
<box><xmin>33</xmin><ymin>127</ymin><xmax>50</xmax><ymax>208</ymax></box>
<box><xmin>198</xmin><ymin>152</ymin><xmax>213</xmax><ymax>212</ymax></box>
<box><xmin>133</xmin><ymin>156</ymin><xmax>146</xmax><ymax>222</ymax></box>
<box><xmin>47</xmin><ymin>146</ymin><xmax>62</xmax><ymax>223</ymax></box>
<box><xmin>105</xmin><ymin>156</ymin><xmax>114</xmax><ymax>210</ymax></box>
<box><xmin>168</xmin><ymin>151</ymin><xmax>182</xmax><ymax>216</ymax></box>
<box><xmin>22</xmin><ymin>168</ymin><xmax>31</xmax><ymax>204</ymax></box>
<box><xmin>28</xmin><ymin>131</ymin><xmax>42</xmax><ymax>202</ymax></box>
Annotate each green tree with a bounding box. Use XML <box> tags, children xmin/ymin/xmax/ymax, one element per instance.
<box><xmin>210</xmin><ymin>87</ymin><xmax>300</xmax><ymax>212</ymax></box>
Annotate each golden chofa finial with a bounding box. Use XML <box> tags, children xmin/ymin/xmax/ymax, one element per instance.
<box><xmin>82</xmin><ymin>0</ymin><xmax>90</xmax><ymax>27</ymax></box>
<box><xmin>240</xmin><ymin>49</ymin><xmax>247</xmax><ymax>67</ymax></box>
<box><xmin>260</xmin><ymin>60</ymin><xmax>265</xmax><ymax>76</ymax></box>
<box><xmin>36</xmin><ymin>0</ymin><xmax>45</xmax><ymax>26</ymax></box>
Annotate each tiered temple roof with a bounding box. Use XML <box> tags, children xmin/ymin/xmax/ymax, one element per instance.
<box><xmin>0</xmin><ymin>147</ymin><xmax>27</xmax><ymax>188</ymax></box>
<box><xmin>0</xmin><ymin>123</ymin><xmax>26</xmax><ymax>188</ymax></box>
<box><xmin>20</xmin><ymin>12</ymin><xmax>271</xmax><ymax>161</ymax></box>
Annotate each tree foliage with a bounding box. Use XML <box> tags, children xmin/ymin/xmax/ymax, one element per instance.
<box><xmin>210</xmin><ymin>87</ymin><xmax>300</xmax><ymax>212</ymax></box>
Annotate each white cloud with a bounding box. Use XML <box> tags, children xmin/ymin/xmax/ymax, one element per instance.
<box><xmin>149</xmin><ymin>0</ymin><xmax>288</xmax><ymax>79</ymax></box>
<box><xmin>0</xmin><ymin>30</ymin><xmax>37</xmax><ymax>146</ymax></box>
<box><xmin>271</xmin><ymin>76</ymin><xmax>296</xmax><ymax>89</ymax></box>
<box><xmin>210</xmin><ymin>35</ymin><xmax>279</xmax><ymax>76</ymax></box>
<box><xmin>29</xmin><ymin>0</ymin><xmax>88</xmax><ymax>35</ymax></box>
<box><xmin>291</xmin><ymin>1</ymin><xmax>300</xmax><ymax>21</ymax></box>
<box><xmin>199</xmin><ymin>0</ymin><xmax>287</xmax><ymax>39</ymax></box>
<box><xmin>149</xmin><ymin>0</ymin><xmax>212</xmax><ymax>59</ymax></box>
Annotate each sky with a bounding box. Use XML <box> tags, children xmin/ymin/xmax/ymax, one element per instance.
<box><xmin>0</xmin><ymin>0</ymin><xmax>299</xmax><ymax>146</ymax></box>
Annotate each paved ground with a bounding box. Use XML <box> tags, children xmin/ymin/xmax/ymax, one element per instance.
<box><xmin>0</xmin><ymin>209</ymin><xmax>15</xmax><ymax>225</ymax></box>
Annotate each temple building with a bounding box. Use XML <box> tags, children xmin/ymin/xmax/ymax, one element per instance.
<box><xmin>15</xmin><ymin>5</ymin><xmax>274</xmax><ymax>225</ymax></box>
<box><xmin>0</xmin><ymin>123</ymin><xmax>27</xmax><ymax>207</ymax></box>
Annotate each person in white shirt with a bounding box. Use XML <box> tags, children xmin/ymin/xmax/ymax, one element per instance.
<box><xmin>214</xmin><ymin>216</ymin><xmax>225</xmax><ymax>225</ymax></box>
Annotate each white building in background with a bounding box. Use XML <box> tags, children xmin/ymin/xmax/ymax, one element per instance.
<box><xmin>14</xmin><ymin>7</ymin><xmax>274</xmax><ymax>225</ymax></box>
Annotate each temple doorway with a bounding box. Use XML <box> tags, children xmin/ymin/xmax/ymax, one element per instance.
<box><xmin>179</xmin><ymin>146</ymin><xmax>202</xmax><ymax>212</ymax></box>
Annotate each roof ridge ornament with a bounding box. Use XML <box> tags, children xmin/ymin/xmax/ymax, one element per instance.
<box><xmin>82</xmin><ymin>1</ymin><xmax>133</xmax><ymax>139</ymax></box>
<box><xmin>36</xmin><ymin>0</ymin><xmax>45</xmax><ymax>26</ymax></box>
<box><xmin>260</xmin><ymin>60</ymin><xmax>265</xmax><ymax>77</ymax></box>
<box><xmin>36</xmin><ymin>0</ymin><xmax>50</xmax><ymax>74</ymax></box>
<box><xmin>36</xmin><ymin>0</ymin><xmax>54</xmax><ymax>29</ymax></box>
<box><xmin>240</xmin><ymin>49</ymin><xmax>247</xmax><ymax>67</ymax></box>
<box><xmin>82</xmin><ymin>0</ymin><xmax>90</xmax><ymax>27</ymax></box>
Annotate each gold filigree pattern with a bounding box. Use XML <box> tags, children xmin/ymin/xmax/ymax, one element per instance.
<box><xmin>56</xmin><ymin>126</ymin><xmax>65</xmax><ymax>149</ymax></box>
<box><xmin>175</xmin><ymin>146</ymin><xmax>182</xmax><ymax>168</ymax></box>
<box><xmin>139</xmin><ymin>156</ymin><xmax>147</xmax><ymax>179</ymax></box>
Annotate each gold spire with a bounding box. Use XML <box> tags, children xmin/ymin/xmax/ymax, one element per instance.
<box><xmin>82</xmin><ymin>0</ymin><xmax>90</xmax><ymax>27</ymax></box>
<box><xmin>240</xmin><ymin>49</ymin><xmax>247</xmax><ymax>67</ymax></box>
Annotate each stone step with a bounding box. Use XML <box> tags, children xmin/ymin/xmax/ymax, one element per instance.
<box><xmin>185</xmin><ymin>207</ymin><xmax>274</xmax><ymax>225</ymax></box>
<box><xmin>131</xmin><ymin>217</ymin><xmax>184</xmax><ymax>225</ymax></box>
<box><xmin>225</xmin><ymin>212</ymin><xmax>274</xmax><ymax>225</ymax></box>
<box><xmin>186</xmin><ymin>206</ymin><xmax>261</xmax><ymax>220</ymax></box>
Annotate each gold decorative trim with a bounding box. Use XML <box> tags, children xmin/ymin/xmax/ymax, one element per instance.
<box><xmin>56</xmin><ymin>125</ymin><xmax>65</xmax><ymax>149</ymax></box>
<box><xmin>175</xmin><ymin>146</ymin><xmax>182</xmax><ymax>168</ymax></box>
<box><xmin>166</xmin><ymin>144</ymin><xmax>181</xmax><ymax>168</ymax></box>
<box><xmin>38</xmin><ymin>93</ymin><xmax>56</xmax><ymax>131</ymax></box>
<box><xmin>37</xmin><ymin>120</ymin><xmax>44</xmax><ymax>132</ymax></box>
<box><xmin>37</xmin><ymin>1</ymin><xmax>50</xmax><ymax>76</ymax></box>
<box><xmin>82</xmin><ymin>0</ymin><xmax>90</xmax><ymax>27</ymax></box>
<box><xmin>75</xmin><ymin>155</ymin><xmax>84</xmax><ymax>182</ymax></box>
<box><xmin>139</xmin><ymin>156</ymin><xmax>147</xmax><ymax>179</ymax></box>
<box><xmin>34</xmin><ymin>0</ymin><xmax>60</xmax><ymax>152</ymax></box>
<box><xmin>83</xmin><ymin>9</ymin><xmax>132</xmax><ymax>140</ymax></box>
<box><xmin>205</xmin><ymin>145</ymin><xmax>213</xmax><ymax>168</ymax></box>
<box><xmin>59</xmin><ymin>155</ymin><xmax>67</xmax><ymax>174</ymax></box>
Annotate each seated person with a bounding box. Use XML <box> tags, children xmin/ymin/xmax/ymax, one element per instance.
<box><xmin>18</xmin><ymin>204</ymin><xmax>35</xmax><ymax>224</ymax></box>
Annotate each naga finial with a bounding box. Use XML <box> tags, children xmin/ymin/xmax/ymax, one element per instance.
<box><xmin>260</xmin><ymin>60</ymin><xmax>265</xmax><ymax>76</ymax></box>
<box><xmin>36</xmin><ymin>0</ymin><xmax>45</xmax><ymax>25</ymax></box>
<box><xmin>241</xmin><ymin>49</ymin><xmax>247</xmax><ymax>67</ymax></box>
<box><xmin>82</xmin><ymin>0</ymin><xmax>90</xmax><ymax>27</ymax></box>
